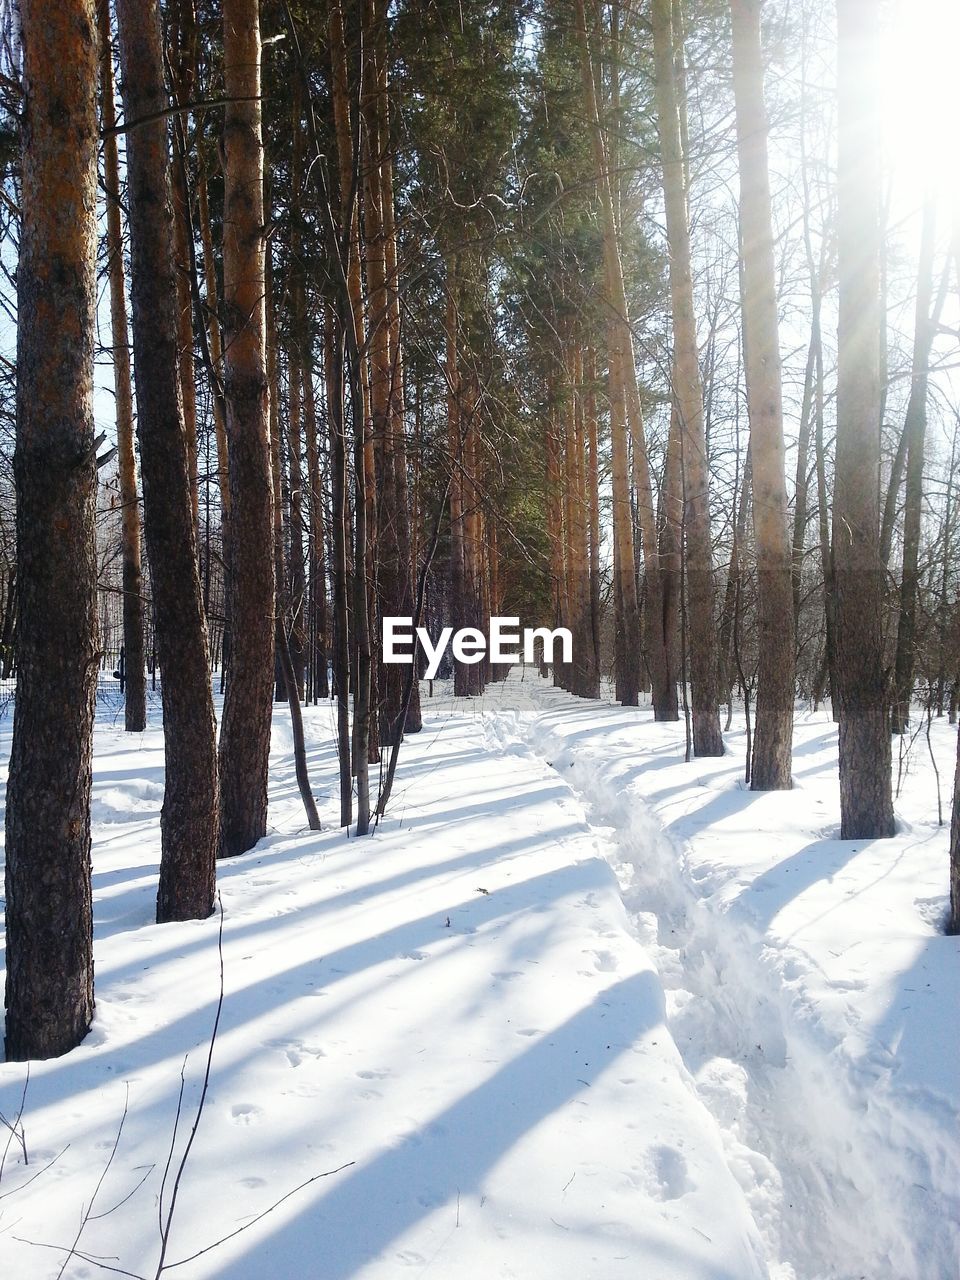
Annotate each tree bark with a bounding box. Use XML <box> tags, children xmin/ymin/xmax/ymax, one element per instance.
<box><xmin>167</xmin><ymin>0</ymin><xmax>200</xmax><ymax>539</ymax></box>
<box><xmin>114</xmin><ymin>0</ymin><xmax>220</xmax><ymax>919</ymax></box>
<box><xmin>651</xmin><ymin>0</ymin><xmax>723</xmax><ymax>755</ymax></box>
<box><xmin>730</xmin><ymin>0</ymin><xmax>795</xmax><ymax>788</ymax></box>
<box><xmin>98</xmin><ymin>0</ymin><xmax>146</xmax><ymax>735</ymax></box>
<box><xmin>833</xmin><ymin>0</ymin><xmax>894</xmax><ymax>838</ymax></box>
<box><xmin>950</xmin><ymin>723</ymin><xmax>960</xmax><ymax>934</ymax></box>
<box><xmin>328</xmin><ymin>0</ymin><xmax>378</xmax><ymax>775</ymax></box>
<box><xmin>891</xmin><ymin>199</ymin><xmax>938</xmax><ymax>733</ymax></box>
<box><xmin>269</xmin><ymin>331</ymin><xmax>320</xmax><ymax>832</ymax></box>
<box><xmin>303</xmin><ymin>350</ymin><xmax>329</xmax><ymax>701</ymax></box>
<box><xmin>217</xmin><ymin>0</ymin><xmax>276</xmax><ymax>859</ymax></box>
<box><xmin>5</xmin><ymin>0</ymin><xmax>100</xmax><ymax>1061</ymax></box>
<box><xmin>574</xmin><ymin>0</ymin><xmax>660</xmax><ymax>710</ymax></box>
<box><xmin>287</xmin><ymin>345</ymin><xmax>308</xmax><ymax>698</ymax></box>
<box><xmin>198</xmin><ymin>169</ymin><xmax>230</xmax><ymax>526</ymax></box>
<box><xmin>325</xmin><ymin>308</ymin><xmax>353</xmax><ymax>827</ymax></box>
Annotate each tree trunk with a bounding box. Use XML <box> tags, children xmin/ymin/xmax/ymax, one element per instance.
<box><xmin>167</xmin><ymin>0</ymin><xmax>200</xmax><ymax>539</ymax></box>
<box><xmin>217</xmin><ymin>0</ymin><xmax>276</xmax><ymax>859</ymax></box>
<box><xmin>114</xmin><ymin>0</ymin><xmax>219</xmax><ymax>920</ymax></box>
<box><xmin>891</xmin><ymin>199</ymin><xmax>938</xmax><ymax>733</ymax></box>
<box><xmin>329</xmin><ymin>0</ymin><xmax>379</xmax><ymax>773</ymax></box>
<box><xmin>303</xmin><ymin>350</ymin><xmax>330</xmax><ymax>701</ymax></box>
<box><xmin>585</xmin><ymin>349</ymin><xmax>603</xmax><ymax>693</ymax></box>
<box><xmin>287</xmin><ymin>346</ymin><xmax>308</xmax><ymax>698</ymax></box>
<box><xmin>651</xmin><ymin>0</ymin><xmax>723</xmax><ymax>755</ymax></box>
<box><xmin>325</xmin><ymin>308</ymin><xmax>353</xmax><ymax>826</ymax></box>
<box><xmin>653</xmin><ymin>403</ymin><xmax>682</xmax><ymax>719</ymax></box>
<box><xmin>574</xmin><ymin>0</ymin><xmax>660</xmax><ymax>710</ymax></box>
<box><xmin>98</xmin><ymin>0</ymin><xmax>146</xmax><ymax>735</ymax></box>
<box><xmin>379</xmin><ymin>62</ymin><xmax>422</xmax><ymax>732</ymax></box>
<box><xmin>832</xmin><ymin>0</ymin><xmax>894</xmax><ymax>838</ymax></box>
<box><xmin>269</xmin><ymin>332</ymin><xmax>320</xmax><ymax>832</ymax></box>
<box><xmin>446</xmin><ymin>264</ymin><xmax>468</xmax><ymax>695</ymax></box>
<box><xmin>730</xmin><ymin>0</ymin><xmax>795</xmax><ymax>788</ymax></box>
<box><xmin>792</xmin><ymin>330</ymin><xmax>817</xmax><ymax>631</ymax></box>
<box><xmin>362</xmin><ymin>0</ymin><xmax>405</xmax><ymax>742</ymax></box>
<box><xmin>949</xmin><ymin>719</ymin><xmax>960</xmax><ymax>931</ymax></box>
<box><xmin>198</xmin><ymin>169</ymin><xmax>230</xmax><ymax>526</ymax></box>
<box><xmin>4</xmin><ymin>0</ymin><xmax>100</xmax><ymax>1061</ymax></box>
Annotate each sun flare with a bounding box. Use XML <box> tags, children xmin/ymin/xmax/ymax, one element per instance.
<box><xmin>881</xmin><ymin>0</ymin><xmax>960</xmax><ymax>209</ymax></box>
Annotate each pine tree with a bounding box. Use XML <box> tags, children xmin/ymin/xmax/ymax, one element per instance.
<box><xmin>115</xmin><ymin>0</ymin><xmax>219</xmax><ymax>919</ymax></box>
<box><xmin>5</xmin><ymin>0</ymin><xmax>100</xmax><ymax>1060</ymax></box>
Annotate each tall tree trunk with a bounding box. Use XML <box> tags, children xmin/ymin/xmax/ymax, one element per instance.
<box><xmin>362</xmin><ymin>0</ymin><xmax>404</xmax><ymax>742</ymax></box>
<box><xmin>730</xmin><ymin>0</ymin><xmax>795</xmax><ymax>788</ymax></box>
<box><xmin>303</xmin><ymin>351</ymin><xmax>330</xmax><ymax>701</ymax></box>
<box><xmin>546</xmin><ymin>386</ymin><xmax>565</xmax><ymax>656</ymax></box>
<box><xmin>269</xmin><ymin>334</ymin><xmax>320</xmax><ymax>832</ymax></box>
<box><xmin>651</xmin><ymin>0</ymin><xmax>723</xmax><ymax>755</ymax></box>
<box><xmin>654</xmin><ymin>403</ymin><xmax>682</xmax><ymax>718</ymax></box>
<box><xmin>329</xmin><ymin>0</ymin><xmax>378</xmax><ymax>774</ymax></box>
<box><xmin>5</xmin><ymin>0</ymin><xmax>100</xmax><ymax>1061</ymax></box>
<box><xmin>792</xmin><ymin>329</ymin><xmax>817</xmax><ymax>630</ymax></box>
<box><xmin>949</xmin><ymin>725</ymin><xmax>960</xmax><ymax>934</ymax></box>
<box><xmin>891</xmin><ymin>199</ymin><xmax>938</xmax><ymax>733</ymax></box>
<box><xmin>168</xmin><ymin>0</ymin><xmax>200</xmax><ymax>537</ymax></box>
<box><xmin>198</xmin><ymin>169</ymin><xmax>230</xmax><ymax>527</ymax></box>
<box><xmin>585</xmin><ymin>349</ymin><xmax>603</xmax><ymax>693</ymax></box>
<box><xmin>446</xmin><ymin>264</ymin><xmax>469</xmax><ymax>695</ymax></box>
<box><xmin>379</xmin><ymin>63</ymin><xmax>422</xmax><ymax>731</ymax></box>
<box><xmin>115</xmin><ymin>0</ymin><xmax>219</xmax><ymax>919</ymax></box>
<box><xmin>935</xmin><ymin>424</ymin><xmax>958</xmax><ymax>718</ymax></box>
<box><xmin>574</xmin><ymin>0</ymin><xmax>662</xmax><ymax>710</ymax></box>
<box><xmin>571</xmin><ymin>345</ymin><xmax>599</xmax><ymax>697</ymax></box>
<box><xmin>325</xmin><ymin>308</ymin><xmax>353</xmax><ymax>826</ymax></box>
<box><xmin>217</xmin><ymin>0</ymin><xmax>275</xmax><ymax>858</ymax></box>
<box><xmin>98</xmin><ymin>0</ymin><xmax>146</xmax><ymax>735</ymax></box>
<box><xmin>287</xmin><ymin>345</ymin><xmax>308</xmax><ymax>698</ymax></box>
<box><xmin>832</xmin><ymin>0</ymin><xmax>894</xmax><ymax>838</ymax></box>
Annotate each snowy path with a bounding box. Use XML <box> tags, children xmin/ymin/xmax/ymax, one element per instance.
<box><xmin>0</xmin><ymin>672</ymin><xmax>957</xmax><ymax>1279</ymax></box>
<box><xmin>482</xmin><ymin>675</ymin><xmax>960</xmax><ymax>1280</ymax></box>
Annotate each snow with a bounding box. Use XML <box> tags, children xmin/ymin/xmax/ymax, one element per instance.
<box><xmin>0</xmin><ymin>671</ymin><xmax>958</xmax><ymax>1279</ymax></box>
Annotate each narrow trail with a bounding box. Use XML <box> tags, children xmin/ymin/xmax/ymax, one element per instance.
<box><xmin>479</xmin><ymin>672</ymin><xmax>958</xmax><ymax>1280</ymax></box>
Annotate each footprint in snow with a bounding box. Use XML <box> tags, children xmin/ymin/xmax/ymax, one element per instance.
<box><xmin>356</xmin><ymin>1068</ymin><xmax>391</xmax><ymax>1080</ymax></box>
<box><xmin>588</xmin><ymin>948</ymin><xmax>619</xmax><ymax>972</ymax></box>
<box><xmin>230</xmin><ymin>1103</ymin><xmax>264</xmax><ymax>1126</ymax></box>
<box><xmin>266</xmin><ymin>1039</ymin><xmax>327</xmax><ymax>1068</ymax></box>
<box><xmin>648</xmin><ymin>1144</ymin><xmax>693</xmax><ymax>1201</ymax></box>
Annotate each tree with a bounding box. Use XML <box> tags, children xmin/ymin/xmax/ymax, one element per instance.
<box><xmin>950</xmin><ymin>723</ymin><xmax>960</xmax><ymax>934</ymax></box>
<box><xmin>217</xmin><ymin>0</ymin><xmax>277</xmax><ymax>859</ymax></box>
<box><xmin>651</xmin><ymin>0</ymin><xmax>723</xmax><ymax>755</ymax></box>
<box><xmin>891</xmin><ymin>199</ymin><xmax>939</xmax><ymax>734</ymax></box>
<box><xmin>729</xmin><ymin>0</ymin><xmax>795</xmax><ymax>789</ymax></box>
<box><xmin>832</xmin><ymin>0</ymin><xmax>894</xmax><ymax>839</ymax></box>
<box><xmin>573</xmin><ymin>0</ymin><xmax>651</xmax><ymax>710</ymax></box>
<box><xmin>98</xmin><ymin>0</ymin><xmax>146</xmax><ymax>735</ymax></box>
<box><xmin>4</xmin><ymin>0</ymin><xmax>100</xmax><ymax>1060</ymax></box>
<box><xmin>115</xmin><ymin>0</ymin><xmax>220</xmax><ymax>918</ymax></box>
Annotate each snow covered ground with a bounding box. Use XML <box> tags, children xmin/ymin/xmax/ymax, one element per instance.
<box><xmin>0</xmin><ymin>671</ymin><xmax>957</xmax><ymax>1279</ymax></box>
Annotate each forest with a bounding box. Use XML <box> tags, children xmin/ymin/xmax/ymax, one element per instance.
<box><xmin>0</xmin><ymin>0</ymin><xmax>958</xmax><ymax>1277</ymax></box>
